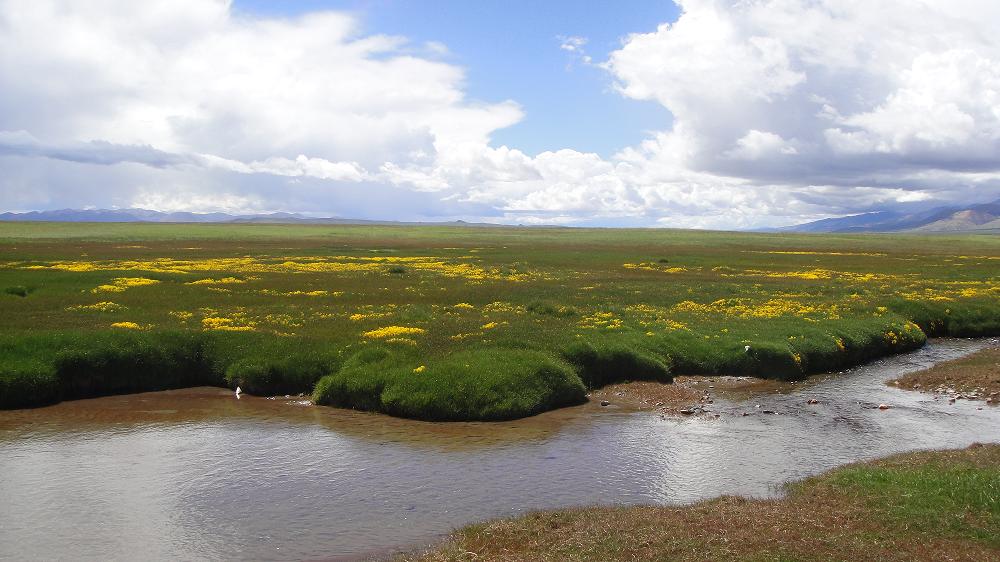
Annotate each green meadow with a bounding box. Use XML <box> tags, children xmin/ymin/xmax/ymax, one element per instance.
<box><xmin>1</xmin><ymin>222</ymin><xmax>998</xmax><ymax>419</ymax></box>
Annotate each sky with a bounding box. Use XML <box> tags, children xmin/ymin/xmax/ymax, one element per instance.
<box><xmin>1</xmin><ymin>0</ymin><xmax>999</xmax><ymax>229</ymax></box>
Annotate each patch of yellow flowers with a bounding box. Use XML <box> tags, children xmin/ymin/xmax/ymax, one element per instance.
<box><xmin>67</xmin><ymin>301</ymin><xmax>123</xmax><ymax>312</ymax></box>
<box><xmin>92</xmin><ymin>277</ymin><xmax>160</xmax><ymax>293</ymax></box>
<box><xmin>671</xmin><ymin>298</ymin><xmax>840</xmax><ymax>320</ymax></box>
<box><xmin>202</xmin><ymin>316</ymin><xmax>256</xmax><ymax>332</ymax></box>
<box><xmin>363</xmin><ymin>326</ymin><xmax>426</xmax><ymax>339</ymax></box>
<box><xmin>19</xmin><ymin>255</ymin><xmax>542</xmax><ymax>283</ymax></box>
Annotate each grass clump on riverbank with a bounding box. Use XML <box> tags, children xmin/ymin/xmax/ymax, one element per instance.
<box><xmin>1</xmin><ymin>223</ymin><xmax>998</xmax><ymax>417</ymax></box>
<box><xmin>0</xmin><ymin>330</ymin><xmax>340</xmax><ymax>408</ymax></box>
<box><xmin>313</xmin><ymin>346</ymin><xmax>586</xmax><ymax>421</ymax></box>
<box><xmin>0</xmin><ymin>331</ymin><xmax>223</xmax><ymax>408</ymax></box>
<box><xmin>411</xmin><ymin>444</ymin><xmax>1000</xmax><ymax>561</ymax></box>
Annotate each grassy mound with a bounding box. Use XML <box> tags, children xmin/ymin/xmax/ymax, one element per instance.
<box><xmin>313</xmin><ymin>346</ymin><xmax>587</xmax><ymax>421</ymax></box>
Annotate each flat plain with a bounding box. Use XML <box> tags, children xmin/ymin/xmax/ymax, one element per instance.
<box><xmin>2</xmin><ymin>222</ymin><xmax>998</xmax><ymax>419</ymax></box>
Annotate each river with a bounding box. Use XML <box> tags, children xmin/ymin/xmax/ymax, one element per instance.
<box><xmin>1</xmin><ymin>338</ymin><xmax>998</xmax><ymax>561</ymax></box>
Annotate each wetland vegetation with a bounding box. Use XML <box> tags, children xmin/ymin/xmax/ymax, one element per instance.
<box><xmin>1</xmin><ymin>222</ymin><xmax>998</xmax><ymax>419</ymax></box>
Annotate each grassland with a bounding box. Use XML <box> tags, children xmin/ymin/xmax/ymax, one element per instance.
<box><xmin>1</xmin><ymin>222</ymin><xmax>998</xmax><ymax>419</ymax></box>
<box><xmin>410</xmin><ymin>444</ymin><xmax>1000</xmax><ymax>561</ymax></box>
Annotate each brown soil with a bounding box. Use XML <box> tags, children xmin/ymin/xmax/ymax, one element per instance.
<box><xmin>890</xmin><ymin>347</ymin><xmax>1000</xmax><ymax>404</ymax></box>
<box><xmin>587</xmin><ymin>381</ymin><xmax>703</xmax><ymax>416</ymax></box>
<box><xmin>588</xmin><ymin>375</ymin><xmax>806</xmax><ymax>417</ymax></box>
<box><xmin>406</xmin><ymin>445</ymin><xmax>1000</xmax><ymax>562</ymax></box>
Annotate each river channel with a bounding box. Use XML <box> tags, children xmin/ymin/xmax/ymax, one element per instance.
<box><xmin>1</xmin><ymin>338</ymin><xmax>998</xmax><ymax>561</ymax></box>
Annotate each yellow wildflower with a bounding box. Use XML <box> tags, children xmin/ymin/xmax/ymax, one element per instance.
<box><xmin>92</xmin><ymin>277</ymin><xmax>160</xmax><ymax>293</ymax></box>
<box><xmin>186</xmin><ymin>277</ymin><xmax>247</xmax><ymax>285</ymax></box>
<box><xmin>67</xmin><ymin>301</ymin><xmax>123</xmax><ymax>312</ymax></box>
<box><xmin>363</xmin><ymin>326</ymin><xmax>426</xmax><ymax>339</ymax></box>
<box><xmin>202</xmin><ymin>317</ymin><xmax>256</xmax><ymax>332</ymax></box>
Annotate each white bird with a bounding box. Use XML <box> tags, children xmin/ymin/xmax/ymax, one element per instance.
<box><xmin>235</xmin><ymin>386</ymin><xmax>243</xmax><ymax>398</ymax></box>
<box><xmin>744</xmin><ymin>345</ymin><xmax>751</xmax><ymax>353</ymax></box>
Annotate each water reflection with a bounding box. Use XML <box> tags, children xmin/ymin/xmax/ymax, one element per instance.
<box><xmin>1</xmin><ymin>339</ymin><xmax>997</xmax><ymax>561</ymax></box>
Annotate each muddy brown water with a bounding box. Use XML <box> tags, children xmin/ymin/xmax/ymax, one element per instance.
<box><xmin>2</xmin><ymin>339</ymin><xmax>999</xmax><ymax>561</ymax></box>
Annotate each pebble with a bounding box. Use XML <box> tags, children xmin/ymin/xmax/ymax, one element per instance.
<box><xmin>600</xmin><ymin>400</ymin><xmax>610</xmax><ymax>407</ymax></box>
<box><xmin>680</xmin><ymin>408</ymin><xmax>694</xmax><ymax>415</ymax></box>
<box><xmin>878</xmin><ymin>403</ymin><xmax>891</xmax><ymax>410</ymax></box>
<box><xmin>807</xmin><ymin>398</ymin><xmax>819</xmax><ymax>405</ymax></box>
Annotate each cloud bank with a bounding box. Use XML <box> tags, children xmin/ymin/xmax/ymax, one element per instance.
<box><xmin>1</xmin><ymin>0</ymin><xmax>998</xmax><ymax>227</ymax></box>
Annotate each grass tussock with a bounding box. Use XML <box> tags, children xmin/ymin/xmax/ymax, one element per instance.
<box><xmin>410</xmin><ymin>445</ymin><xmax>1000</xmax><ymax>561</ymax></box>
<box><xmin>4</xmin><ymin>285</ymin><xmax>33</xmax><ymax>297</ymax></box>
<box><xmin>313</xmin><ymin>346</ymin><xmax>586</xmax><ymax>421</ymax></box>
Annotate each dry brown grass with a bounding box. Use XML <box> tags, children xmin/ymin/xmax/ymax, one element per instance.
<box><xmin>891</xmin><ymin>347</ymin><xmax>1000</xmax><ymax>403</ymax></box>
<box><xmin>406</xmin><ymin>445</ymin><xmax>1000</xmax><ymax>562</ymax></box>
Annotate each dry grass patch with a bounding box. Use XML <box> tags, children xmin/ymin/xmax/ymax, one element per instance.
<box><xmin>891</xmin><ymin>347</ymin><xmax>1000</xmax><ymax>403</ymax></box>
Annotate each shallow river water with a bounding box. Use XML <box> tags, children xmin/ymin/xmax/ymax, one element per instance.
<box><xmin>1</xmin><ymin>338</ymin><xmax>999</xmax><ymax>561</ymax></box>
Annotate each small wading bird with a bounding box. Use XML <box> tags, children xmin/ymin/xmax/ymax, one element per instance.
<box><xmin>235</xmin><ymin>386</ymin><xmax>242</xmax><ymax>399</ymax></box>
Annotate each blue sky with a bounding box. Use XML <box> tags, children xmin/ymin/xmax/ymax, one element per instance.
<box><xmin>234</xmin><ymin>0</ymin><xmax>677</xmax><ymax>157</ymax></box>
<box><xmin>2</xmin><ymin>1</ymin><xmax>998</xmax><ymax>228</ymax></box>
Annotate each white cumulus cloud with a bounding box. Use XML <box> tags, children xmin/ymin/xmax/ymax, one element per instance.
<box><xmin>1</xmin><ymin>0</ymin><xmax>999</xmax><ymax>228</ymax></box>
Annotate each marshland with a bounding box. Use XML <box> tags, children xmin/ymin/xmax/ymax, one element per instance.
<box><xmin>1</xmin><ymin>223</ymin><xmax>999</xmax><ymax>560</ymax></box>
<box><xmin>2</xmin><ymin>222</ymin><xmax>997</xmax><ymax>417</ymax></box>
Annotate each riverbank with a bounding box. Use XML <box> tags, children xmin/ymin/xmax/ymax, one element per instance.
<box><xmin>0</xmin><ymin>325</ymin><xmax>931</xmax><ymax>418</ymax></box>
<box><xmin>890</xmin><ymin>347</ymin><xmax>1000</xmax><ymax>404</ymax></box>
<box><xmin>408</xmin><ymin>444</ymin><xmax>1000</xmax><ymax>561</ymax></box>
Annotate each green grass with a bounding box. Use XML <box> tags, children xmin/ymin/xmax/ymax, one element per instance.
<box><xmin>1</xmin><ymin>222</ymin><xmax>998</xmax><ymax>418</ymax></box>
<box><xmin>313</xmin><ymin>346</ymin><xmax>587</xmax><ymax>420</ymax></box>
<box><xmin>827</xmin><ymin>458</ymin><xmax>1000</xmax><ymax>547</ymax></box>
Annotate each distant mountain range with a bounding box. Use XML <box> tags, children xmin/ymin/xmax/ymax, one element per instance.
<box><xmin>0</xmin><ymin>208</ymin><xmax>507</xmax><ymax>227</ymax></box>
<box><xmin>3</xmin><ymin>201</ymin><xmax>999</xmax><ymax>232</ymax></box>
<box><xmin>782</xmin><ymin>199</ymin><xmax>1000</xmax><ymax>233</ymax></box>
